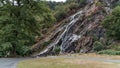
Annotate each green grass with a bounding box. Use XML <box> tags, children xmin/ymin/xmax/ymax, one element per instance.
<box><xmin>18</xmin><ymin>58</ymin><xmax>81</xmax><ymax>68</ymax></box>
<box><xmin>17</xmin><ymin>54</ymin><xmax>120</xmax><ymax>68</ymax></box>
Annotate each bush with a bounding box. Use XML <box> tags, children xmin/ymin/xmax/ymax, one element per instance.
<box><xmin>16</xmin><ymin>46</ymin><xmax>30</xmax><ymax>56</ymax></box>
<box><xmin>98</xmin><ymin>50</ymin><xmax>120</xmax><ymax>55</ymax></box>
<box><xmin>69</xmin><ymin>3</ymin><xmax>79</xmax><ymax>10</ymax></box>
<box><xmin>96</xmin><ymin>2</ymin><xmax>104</xmax><ymax>6</ymax></box>
<box><xmin>79</xmin><ymin>0</ymin><xmax>86</xmax><ymax>5</ymax></box>
<box><xmin>93</xmin><ymin>41</ymin><xmax>105</xmax><ymax>51</ymax></box>
<box><xmin>54</xmin><ymin>0</ymin><xmax>83</xmax><ymax>21</ymax></box>
<box><xmin>102</xmin><ymin>6</ymin><xmax>120</xmax><ymax>40</ymax></box>
<box><xmin>53</xmin><ymin>46</ymin><xmax>60</xmax><ymax>53</ymax></box>
<box><xmin>55</xmin><ymin>10</ymin><xmax>67</xmax><ymax>21</ymax></box>
<box><xmin>109</xmin><ymin>43</ymin><xmax>120</xmax><ymax>51</ymax></box>
<box><xmin>0</xmin><ymin>42</ymin><xmax>12</xmax><ymax>57</ymax></box>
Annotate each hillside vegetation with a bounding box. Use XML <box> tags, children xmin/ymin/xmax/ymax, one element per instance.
<box><xmin>0</xmin><ymin>0</ymin><xmax>88</xmax><ymax>57</ymax></box>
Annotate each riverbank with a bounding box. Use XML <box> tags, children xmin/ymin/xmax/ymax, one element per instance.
<box><xmin>17</xmin><ymin>54</ymin><xmax>120</xmax><ymax>68</ymax></box>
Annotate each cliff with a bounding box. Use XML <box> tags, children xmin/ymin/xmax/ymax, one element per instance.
<box><xmin>31</xmin><ymin>0</ymin><xmax>120</xmax><ymax>57</ymax></box>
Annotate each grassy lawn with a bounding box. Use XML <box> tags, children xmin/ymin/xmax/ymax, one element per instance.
<box><xmin>67</xmin><ymin>53</ymin><xmax>120</xmax><ymax>59</ymax></box>
<box><xmin>17</xmin><ymin>54</ymin><xmax>120</xmax><ymax>68</ymax></box>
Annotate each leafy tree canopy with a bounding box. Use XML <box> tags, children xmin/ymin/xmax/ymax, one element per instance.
<box><xmin>102</xmin><ymin>6</ymin><xmax>120</xmax><ymax>40</ymax></box>
<box><xmin>0</xmin><ymin>0</ymin><xmax>55</xmax><ymax>57</ymax></box>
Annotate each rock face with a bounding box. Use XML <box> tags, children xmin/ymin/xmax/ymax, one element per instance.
<box><xmin>32</xmin><ymin>0</ymin><xmax>119</xmax><ymax>57</ymax></box>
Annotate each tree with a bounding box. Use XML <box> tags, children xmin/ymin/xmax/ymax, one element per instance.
<box><xmin>52</xmin><ymin>0</ymin><xmax>87</xmax><ymax>21</ymax></box>
<box><xmin>0</xmin><ymin>0</ymin><xmax>55</xmax><ymax>57</ymax></box>
<box><xmin>102</xmin><ymin>6</ymin><xmax>120</xmax><ymax>40</ymax></box>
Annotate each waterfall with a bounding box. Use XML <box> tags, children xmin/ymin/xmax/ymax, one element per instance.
<box><xmin>38</xmin><ymin>11</ymin><xmax>84</xmax><ymax>56</ymax></box>
<box><xmin>33</xmin><ymin>0</ymin><xmax>119</xmax><ymax>57</ymax></box>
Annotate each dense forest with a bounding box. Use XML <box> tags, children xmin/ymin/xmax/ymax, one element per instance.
<box><xmin>0</xmin><ymin>0</ymin><xmax>120</xmax><ymax>57</ymax></box>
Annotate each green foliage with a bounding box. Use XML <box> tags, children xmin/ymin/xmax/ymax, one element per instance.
<box><xmin>53</xmin><ymin>46</ymin><xmax>60</xmax><ymax>53</ymax></box>
<box><xmin>46</xmin><ymin>1</ymin><xmax>63</xmax><ymax>10</ymax></box>
<box><xmin>109</xmin><ymin>43</ymin><xmax>120</xmax><ymax>51</ymax></box>
<box><xmin>54</xmin><ymin>2</ymin><xmax>76</xmax><ymax>21</ymax></box>
<box><xmin>0</xmin><ymin>0</ymin><xmax>55</xmax><ymax>57</ymax></box>
<box><xmin>16</xmin><ymin>46</ymin><xmax>30</xmax><ymax>56</ymax></box>
<box><xmin>0</xmin><ymin>42</ymin><xmax>12</xmax><ymax>57</ymax></box>
<box><xmin>43</xmin><ymin>40</ymin><xmax>52</xmax><ymax>46</ymax></box>
<box><xmin>66</xmin><ymin>0</ymin><xmax>86</xmax><ymax>5</ymax></box>
<box><xmin>102</xmin><ymin>6</ymin><xmax>120</xmax><ymax>40</ymax></box>
<box><xmin>79</xmin><ymin>0</ymin><xmax>86</xmax><ymax>6</ymax></box>
<box><xmin>97</xmin><ymin>43</ymin><xmax>120</xmax><ymax>55</ymax></box>
<box><xmin>96</xmin><ymin>2</ymin><xmax>104</xmax><ymax>6</ymax></box>
<box><xmin>98</xmin><ymin>50</ymin><xmax>120</xmax><ymax>55</ymax></box>
<box><xmin>112</xmin><ymin>2</ymin><xmax>120</xmax><ymax>8</ymax></box>
<box><xmin>53</xmin><ymin>0</ymin><xmax>86</xmax><ymax>21</ymax></box>
<box><xmin>54</xmin><ymin>5</ymin><xmax>69</xmax><ymax>21</ymax></box>
<box><xmin>93</xmin><ymin>41</ymin><xmax>105</xmax><ymax>51</ymax></box>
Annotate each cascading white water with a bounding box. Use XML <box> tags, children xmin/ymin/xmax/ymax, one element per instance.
<box><xmin>38</xmin><ymin>11</ymin><xmax>84</xmax><ymax>55</ymax></box>
<box><xmin>34</xmin><ymin>0</ymin><xmax>119</xmax><ymax>56</ymax></box>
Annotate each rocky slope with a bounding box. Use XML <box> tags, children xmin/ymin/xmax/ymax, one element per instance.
<box><xmin>31</xmin><ymin>0</ymin><xmax>119</xmax><ymax>57</ymax></box>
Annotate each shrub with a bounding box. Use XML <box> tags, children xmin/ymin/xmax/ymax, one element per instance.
<box><xmin>69</xmin><ymin>3</ymin><xmax>79</xmax><ymax>10</ymax></box>
<box><xmin>54</xmin><ymin>0</ymin><xmax>85</xmax><ymax>21</ymax></box>
<box><xmin>109</xmin><ymin>43</ymin><xmax>120</xmax><ymax>51</ymax></box>
<box><xmin>102</xmin><ymin>6</ymin><xmax>120</xmax><ymax>40</ymax></box>
<box><xmin>98</xmin><ymin>50</ymin><xmax>120</xmax><ymax>55</ymax></box>
<box><xmin>55</xmin><ymin>10</ymin><xmax>67</xmax><ymax>21</ymax></box>
<box><xmin>53</xmin><ymin>46</ymin><xmax>60</xmax><ymax>53</ymax></box>
<box><xmin>93</xmin><ymin>41</ymin><xmax>105</xmax><ymax>51</ymax></box>
<box><xmin>43</xmin><ymin>41</ymin><xmax>52</xmax><ymax>46</ymax></box>
<box><xmin>16</xmin><ymin>46</ymin><xmax>30</xmax><ymax>56</ymax></box>
<box><xmin>0</xmin><ymin>42</ymin><xmax>12</xmax><ymax>57</ymax></box>
<box><xmin>96</xmin><ymin>2</ymin><xmax>105</xmax><ymax>6</ymax></box>
<box><xmin>79</xmin><ymin>0</ymin><xmax>86</xmax><ymax>5</ymax></box>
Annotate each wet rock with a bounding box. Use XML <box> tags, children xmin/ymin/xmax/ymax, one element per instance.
<box><xmin>34</xmin><ymin>0</ymin><xmax>119</xmax><ymax>57</ymax></box>
<box><xmin>75</xmin><ymin>36</ymin><xmax>93</xmax><ymax>53</ymax></box>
